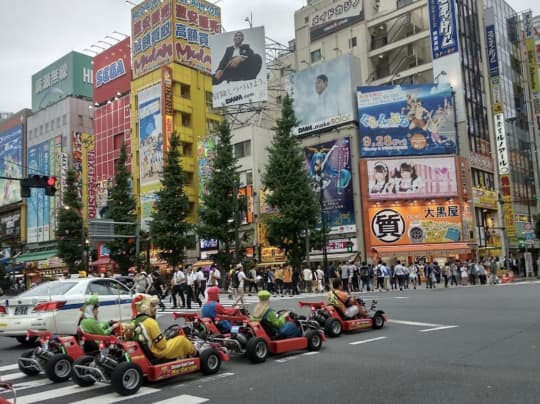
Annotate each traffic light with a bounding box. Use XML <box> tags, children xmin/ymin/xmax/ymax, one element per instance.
<box><xmin>19</xmin><ymin>175</ymin><xmax>57</xmax><ymax>197</ymax></box>
<box><xmin>346</xmin><ymin>240</ymin><xmax>353</xmax><ymax>252</ymax></box>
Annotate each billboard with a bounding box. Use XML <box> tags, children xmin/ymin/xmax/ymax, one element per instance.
<box><xmin>27</xmin><ymin>140</ymin><xmax>54</xmax><ymax>243</ymax></box>
<box><xmin>368</xmin><ymin>202</ymin><xmax>463</xmax><ymax>246</ymax></box>
<box><xmin>366</xmin><ymin>156</ymin><xmax>458</xmax><ymax>200</ymax></box>
<box><xmin>493</xmin><ymin>113</ymin><xmax>509</xmax><ymax>175</ymax></box>
<box><xmin>428</xmin><ymin>0</ymin><xmax>459</xmax><ymax>59</ymax></box>
<box><xmin>131</xmin><ymin>0</ymin><xmax>221</xmax><ymax>78</ymax></box>
<box><xmin>210</xmin><ymin>26</ymin><xmax>267</xmax><ymax>107</ymax></box>
<box><xmin>32</xmin><ymin>52</ymin><xmax>93</xmax><ymax>112</ymax></box>
<box><xmin>94</xmin><ymin>38</ymin><xmax>131</xmax><ymax>104</ymax></box>
<box><xmin>304</xmin><ymin>137</ymin><xmax>355</xmax><ymax>233</ymax></box>
<box><xmin>0</xmin><ymin>125</ymin><xmax>23</xmax><ymax>206</ymax></box>
<box><xmin>197</xmin><ymin>135</ymin><xmax>218</xmax><ymax>204</ymax></box>
<box><xmin>138</xmin><ymin>84</ymin><xmax>163</xmax><ymax>229</ymax></box>
<box><xmin>357</xmin><ymin>83</ymin><xmax>456</xmax><ymax>157</ymax></box>
<box><xmin>309</xmin><ymin>0</ymin><xmax>364</xmax><ymax>42</ymax></box>
<box><xmin>0</xmin><ymin>212</ymin><xmax>20</xmax><ymax>239</ymax></box>
<box><xmin>289</xmin><ymin>55</ymin><xmax>360</xmax><ymax>136</ymax></box>
<box><xmin>485</xmin><ymin>25</ymin><xmax>499</xmax><ymax>78</ymax></box>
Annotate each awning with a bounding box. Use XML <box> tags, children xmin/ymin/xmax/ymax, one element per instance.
<box><xmin>16</xmin><ymin>250</ymin><xmax>58</xmax><ymax>263</ymax></box>
<box><xmin>309</xmin><ymin>253</ymin><xmax>357</xmax><ymax>262</ymax></box>
<box><xmin>372</xmin><ymin>243</ymin><xmax>471</xmax><ymax>257</ymax></box>
<box><xmin>90</xmin><ymin>256</ymin><xmax>114</xmax><ymax>267</ymax></box>
<box><xmin>192</xmin><ymin>260</ymin><xmax>213</xmax><ymax>268</ymax></box>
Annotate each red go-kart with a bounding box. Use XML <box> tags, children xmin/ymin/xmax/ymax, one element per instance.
<box><xmin>172</xmin><ymin>311</ymin><xmax>249</xmax><ymax>338</ymax></box>
<box><xmin>298</xmin><ymin>299</ymin><xmax>387</xmax><ymax>337</ymax></box>
<box><xmin>71</xmin><ymin>325</ymin><xmax>229</xmax><ymax>396</ymax></box>
<box><xmin>0</xmin><ymin>381</ymin><xmax>15</xmax><ymax>404</ymax></box>
<box><xmin>17</xmin><ymin>329</ymin><xmax>100</xmax><ymax>382</ymax></box>
<box><xmin>215</xmin><ymin>311</ymin><xmax>326</xmax><ymax>363</ymax></box>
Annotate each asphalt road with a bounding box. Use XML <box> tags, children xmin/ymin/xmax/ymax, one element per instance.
<box><xmin>1</xmin><ymin>281</ymin><xmax>539</xmax><ymax>403</ymax></box>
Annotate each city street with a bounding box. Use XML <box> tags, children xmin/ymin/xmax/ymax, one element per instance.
<box><xmin>1</xmin><ymin>281</ymin><xmax>539</xmax><ymax>403</ymax></box>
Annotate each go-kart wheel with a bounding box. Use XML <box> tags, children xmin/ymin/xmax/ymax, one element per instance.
<box><xmin>246</xmin><ymin>337</ymin><xmax>268</xmax><ymax>363</ymax></box>
<box><xmin>16</xmin><ymin>336</ymin><xmax>37</xmax><ymax>345</ymax></box>
<box><xmin>372</xmin><ymin>312</ymin><xmax>385</xmax><ymax>329</ymax></box>
<box><xmin>324</xmin><ymin>318</ymin><xmax>342</xmax><ymax>337</ymax></box>
<box><xmin>18</xmin><ymin>349</ymin><xmax>40</xmax><ymax>376</ymax></box>
<box><xmin>305</xmin><ymin>330</ymin><xmax>323</xmax><ymax>351</ymax></box>
<box><xmin>111</xmin><ymin>362</ymin><xmax>143</xmax><ymax>396</ymax></box>
<box><xmin>200</xmin><ymin>348</ymin><xmax>222</xmax><ymax>375</ymax></box>
<box><xmin>45</xmin><ymin>353</ymin><xmax>73</xmax><ymax>383</ymax></box>
<box><xmin>71</xmin><ymin>355</ymin><xmax>96</xmax><ymax>387</ymax></box>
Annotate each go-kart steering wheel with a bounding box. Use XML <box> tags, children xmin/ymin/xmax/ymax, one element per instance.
<box><xmin>163</xmin><ymin>324</ymin><xmax>181</xmax><ymax>339</ymax></box>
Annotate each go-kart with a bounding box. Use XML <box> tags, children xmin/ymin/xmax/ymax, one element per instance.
<box><xmin>215</xmin><ymin>310</ymin><xmax>326</xmax><ymax>363</ymax></box>
<box><xmin>298</xmin><ymin>298</ymin><xmax>387</xmax><ymax>337</ymax></box>
<box><xmin>17</xmin><ymin>328</ymin><xmax>101</xmax><ymax>383</ymax></box>
<box><xmin>171</xmin><ymin>310</ymin><xmax>249</xmax><ymax>338</ymax></box>
<box><xmin>71</xmin><ymin>325</ymin><xmax>229</xmax><ymax>396</ymax></box>
<box><xmin>0</xmin><ymin>381</ymin><xmax>15</xmax><ymax>404</ymax></box>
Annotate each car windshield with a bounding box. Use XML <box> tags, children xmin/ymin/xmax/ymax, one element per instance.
<box><xmin>18</xmin><ymin>281</ymin><xmax>78</xmax><ymax>297</ymax></box>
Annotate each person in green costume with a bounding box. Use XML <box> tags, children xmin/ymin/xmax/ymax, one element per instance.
<box><xmin>78</xmin><ymin>295</ymin><xmax>118</xmax><ymax>335</ymax></box>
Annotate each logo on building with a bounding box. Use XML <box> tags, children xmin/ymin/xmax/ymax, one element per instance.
<box><xmin>371</xmin><ymin>209</ymin><xmax>405</xmax><ymax>243</ymax></box>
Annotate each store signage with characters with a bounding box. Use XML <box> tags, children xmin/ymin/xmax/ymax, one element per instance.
<box><xmin>369</xmin><ymin>203</ymin><xmax>463</xmax><ymax>246</ymax></box>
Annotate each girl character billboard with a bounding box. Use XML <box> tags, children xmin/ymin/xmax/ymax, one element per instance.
<box><xmin>391</xmin><ymin>162</ymin><xmax>424</xmax><ymax>193</ymax></box>
<box><xmin>369</xmin><ymin>162</ymin><xmax>392</xmax><ymax>194</ymax></box>
<box><xmin>308</xmin><ymin>143</ymin><xmax>351</xmax><ymax>195</ymax></box>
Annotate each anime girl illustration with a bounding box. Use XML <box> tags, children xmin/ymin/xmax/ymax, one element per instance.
<box><xmin>307</xmin><ymin>143</ymin><xmax>351</xmax><ymax>195</ymax></box>
<box><xmin>391</xmin><ymin>162</ymin><xmax>424</xmax><ymax>193</ymax></box>
<box><xmin>369</xmin><ymin>162</ymin><xmax>392</xmax><ymax>194</ymax></box>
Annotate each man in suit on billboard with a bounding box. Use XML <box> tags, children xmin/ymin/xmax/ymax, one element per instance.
<box><xmin>212</xmin><ymin>31</ymin><xmax>262</xmax><ymax>85</ymax></box>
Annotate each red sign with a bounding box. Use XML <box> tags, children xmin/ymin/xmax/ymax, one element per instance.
<box><xmin>93</xmin><ymin>38</ymin><xmax>132</xmax><ymax>104</ymax></box>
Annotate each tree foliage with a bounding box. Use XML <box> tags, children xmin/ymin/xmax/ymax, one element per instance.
<box><xmin>149</xmin><ymin>132</ymin><xmax>193</xmax><ymax>269</ymax></box>
<box><xmin>197</xmin><ymin>119</ymin><xmax>241</xmax><ymax>270</ymax></box>
<box><xmin>56</xmin><ymin>168</ymin><xmax>85</xmax><ymax>273</ymax></box>
<box><xmin>105</xmin><ymin>142</ymin><xmax>137</xmax><ymax>274</ymax></box>
<box><xmin>262</xmin><ymin>95</ymin><xmax>320</xmax><ymax>270</ymax></box>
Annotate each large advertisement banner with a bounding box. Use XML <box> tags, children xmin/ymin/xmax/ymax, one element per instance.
<box><xmin>357</xmin><ymin>83</ymin><xmax>456</xmax><ymax>157</ymax></box>
<box><xmin>210</xmin><ymin>26</ymin><xmax>267</xmax><ymax>107</ymax></box>
<box><xmin>0</xmin><ymin>125</ymin><xmax>22</xmax><ymax>207</ymax></box>
<box><xmin>27</xmin><ymin>141</ymin><xmax>53</xmax><ymax>243</ymax></box>
<box><xmin>138</xmin><ymin>84</ymin><xmax>163</xmax><ymax>229</ymax></box>
<box><xmin>197</xmin><ymin>135</ymin><xmax>218</xmax><ymax>206</ymax></box>
<box><xmin>304</xmin><ymin>137</ymin><xmax>355</xmax><ymax>233</ymax></box>
<box><xmin>368</xmin><ymin>203</ymin><xmax>463</xmax><ymax>246</ymax></box>
<box><xmin>94</xmin><ymin>38</ymin><xmax>131</xmax><ymax>105</ymax></box>
<box><xmin>289</xmin><ymin>55</ymin><xmax>360</xmax><ymax>136</ymax></box>
<box><xmin>309</xmin><ymin>0</ymin><xmax>364</xmax><ymax>42</ymax></box>
<box><xmin>366</xmin><ymin>156</ymin><xmax>458</xmax><ymax>200</ymax></box>
<box><xmin>428</xmin><ymin>0</ymin><xmax>459</xmax><ymax>59</ymax></box>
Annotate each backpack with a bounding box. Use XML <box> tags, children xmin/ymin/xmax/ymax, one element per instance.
<box><xmin>231</xmin><ymin>270</ymin><xmax>240</xmax><ymax>288</ymax></box>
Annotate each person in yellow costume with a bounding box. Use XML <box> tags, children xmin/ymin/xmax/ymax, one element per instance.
<box><xmin>132</xmin><ymin>294</ymin><xmax>196</xmax><ymax>360</ymax></box>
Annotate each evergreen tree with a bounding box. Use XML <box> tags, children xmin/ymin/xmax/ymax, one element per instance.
<box><xmin>198</xmin><ymin>119</ymin><xmax>241</xmax><ymax>271</ymax></box>
<box><xmin>106</xmin><ymin>142</ymin><xmax>137</xmax><ymax>275</ymax></box>
<box><xmin>149</xmin><ymin>132</ymin><xmax>193</xmax><ymax>269</ymax></box>
<box><xmin>56</xmin><ymin>168</ymin><xmax>85</xmax><ymax>273</ymax></box>
<box><xmin>262</xmin><ymin>95</ymin><xmax>320</xmax><ymax>270</ymax></box>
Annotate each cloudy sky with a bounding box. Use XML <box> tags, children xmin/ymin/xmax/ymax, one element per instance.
<box><xmin>0</xmin><ymin>0</ymin><xmax>538</xmax><ymax>113</ymax></box>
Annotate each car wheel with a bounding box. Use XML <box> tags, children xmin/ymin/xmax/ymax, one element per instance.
<box><xmin>71</xmin><ymin>355</ymin><xmax>96</xmax><ymax>387</ymax></box>
<box><xmin>324</xmin><ymin>318</ymin><xmax>342</xmax><ymax>337</ymax></box>
<box><xmin>18</xmin><ymin>349</ymin><xmax>41</xmax><ymax>376</ymax></box>
<box><xmin>111</xmin><ymin>362</ymin><xmax>143</xmax><ymax>396</ymax></box>
<box><xmin>305</xmin><ymin>330</ymin><xmax>323</xmax><ymax>351</ymax></box>
<box><xmin>45</xmin><ymin>353</ymin><xmax>73</xmax><ymax>383</ymax></box>
<box><xmin>200</xmin><ymin>348</ymin><xmax>222</xmax><ymax>375</ymax></box>
<box><xmin>246</xmin><ymin>337</ymin><xmax>268</xmax><ymax>363</ymax></box>
<box><xmin>16</xmin><ymin>336</ymin><xmax>37</xmax><ymax>345</ymax></box>
<box><xmin>372</xmin><ymin>313</ymin><xmax>385</xmax><ymax>329</ymax></box>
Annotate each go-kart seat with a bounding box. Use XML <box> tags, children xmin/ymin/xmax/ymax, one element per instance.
<box><xmin>260</xmin><ymin>319</ymin><xmax>281</xmax><ymax>340</ymax></box>
<box><xmin>329</xmin><ymin>304</ymin><xmax>347</xmax><ymax>320</ymax></box>
<box><xmin>137</xmin><ymin>341</ymin><xmax>170</xmax><ymax>365</ymax></box>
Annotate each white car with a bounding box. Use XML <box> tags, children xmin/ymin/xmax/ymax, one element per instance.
<box><xmin>0</xmin><ymin>277</ymin><xmax>133</xmax><ymax>344</ymax></box>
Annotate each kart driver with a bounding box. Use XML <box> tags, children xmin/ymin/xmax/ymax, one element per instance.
<box><xmin>328</xmin><ymin>278</ymin><xmax>368</xmax><ymax>319</ymax></box>
<box><xmin>132</xmin><ymin>294</ymin><xmax>196</xmax><ymax>360</ymax></box>
<box><xmin>251</xmin><ymin>290</ymin><xmax>301</xmax><ymax>338</ymax></box>
<box><xmin>78</xmin><ymin>295</ymin><xmax>119</xmax><ymax>335</ymax></box>
<box><xmin>201</xmin><ymin>286</ymin><xmax>244</xmax><ymax>333</ymax></box>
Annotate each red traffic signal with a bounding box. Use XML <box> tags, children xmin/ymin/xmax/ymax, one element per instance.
<box><xmin>19</xmin><ymin>175</ymin><xmax>57</xmax><ymax>197</ymax></box>
<box><xmin>47</xmin><ymin>176</ymin><xmax>57</xmax><ymax>187</ymax></box>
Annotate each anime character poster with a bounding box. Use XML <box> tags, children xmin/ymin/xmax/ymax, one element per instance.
<box><xmin>0</xmin><ymin>125</ymin><xmax>22</xmax><ymax>206</ymax></box>
<box><xmin>366</xmin><ymin>156</ymin><xmax>458</xmax><ymax>200</ymax></box>
<box><xmin>304</xmin><ymin>137</ymin><xmax>355</xmax><ymax>233</ymax></box>
<box><xmin>357</xmin><ymin>83</ymin><xmax>457</xmax><ymax>157</ymax></box>
<box><xmin>27</xmin><ymin>141</ymin><xmax>51</xmax><ymax>243</ymax></box>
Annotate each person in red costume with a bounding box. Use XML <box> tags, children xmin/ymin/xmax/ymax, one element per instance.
<box><xmin>201</xmin><ymin>286</ymin><xmax>243</xmax><ymax>333</ymax></box>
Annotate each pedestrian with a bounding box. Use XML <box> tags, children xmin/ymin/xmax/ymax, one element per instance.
<box><xmin>489</xmin><ymin>258</ymin><xmax>499</xmax><ymax>285</ymax></box>
<box><xmin>150</xmin><ymin>269</ymin><xmax>166</xmax><ymax>311</ymax></box>
<box><xmin>134</xmin><ymin>269</ymin><xmax>152</xmax><ymax>294</ymax></box>
<box><xmin>186</xmin><ymin>266</ymin><xmax>201</xmax><ymax>309</ymax></box>
<box><xmin>232</xmin><ymin>263</ymin><xmax>253</xmax><ymax>309</ymax></box>
<box><xmin>316</xmin><ymin>265</ymin><xmax>325</xmax><ymax>292</ymax></box>
<box><xmin>478</xmin><ymin>261</ymin><xmax>487</xmax><ymax>285</ymax></box>
<box><xmin>207</xmin><ymin>263</ymin><xmax>221</xmax><ymax>288</ymax></box>
<box><xmin>303</xmin><ymin>264</ymin><xmax>313</xmax><ymax>293</ymax></box>
<box><xmin>247</xmin><ymin>266</ymin><xmax>259</xmax><ymax>295</ymax></box>
<box><xmin>394</xmin><ymin>260</ymin><xmax>406</xmax><ymax>291</ymax></box>
<box><xmin>450</xmin><ymin>262</ymin><xmax>459</xmax><ymax>287</ymax></box>
<box><xmin>274</xmin><ymin>265</ymin><xmax>284</xmax><ymax>296</ymax></box>
<box><xmin>460</xmin><ymin>263</ymin><xmax>468</xmax><ymax>286</ymax></box>
<box><xmin>442</xmin><ymin>262</ymin><xmax>450</xmax><ymax>288</ymax></box>
<box><xmin>171</xmin><ymin>267</ymin><xmax>186</xmax><ymax>309</ymax></box>
<box><xmin>376</xmin><ymin>261</ymin><xmax>385</xmax><ymax>292</ymax></box>
<box><xmin>339</xmin><ymin>261</ymin><xmax>350</xmax><ymax>292</ymax></box>
<box><xmin>408</xmin><ymin>262</ymin><xmax>418</xmax><ymax>289</ymax></box>
<box><xmin>359</xmin><ymin>261</ymin><xmax>371</xmax><ymax>292</ymax></box>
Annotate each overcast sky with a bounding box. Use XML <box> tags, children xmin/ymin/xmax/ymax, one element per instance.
<box><xmin>0</xmin><ymin>0</ymin><xmax>537</xmax><ymax>113</ymax></box>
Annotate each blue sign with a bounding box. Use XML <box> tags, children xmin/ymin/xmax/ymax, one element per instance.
<box><xmin>485</xmin><ymin>25</ymin><xmax>499</xmax><ymax>77</ymax></box>
<box><xmin>357</xmin><ymin>83</ymin><xmax>457</xmax><ymax>157</ymax></box>
<box><xmin>428</xmin><ymin>0</ymin><xmax>459</xmax><ymax>59</ymax></box>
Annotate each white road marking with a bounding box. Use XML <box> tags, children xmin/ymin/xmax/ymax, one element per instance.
<box><xmin>12</xmin><ymin>377</ymin><xmax>51</xmax><ymax>391</ymax></box>
<box><xmin>419</xmin><ymin>325</ymin><xmax>458</xmax><ymax>332</ymax></box>
<box><xmin>2</xmin><ymin>371</ymin><xmax>27</xmax><ymax>381</ymax></box>
<box><xmin>0</xmin><ymin>364</ymin><xmax>19</xmax><ymax>372</ymax></box>
<box><xmin>15</xmin><ymin>384</ymin><xmax>104</xmax><ymax>404</ymax></box>
<box><xmin>349</xmin><ymin>336</ymin><xmax>388</xmax><ymax>345</ymax></box>
<box><xmin>302</xmin><ymin>352</ymin><xmax>320</xmax><ymax>356</ymax></box>
<box><xmin>70</xmin><ymin>386</ymin><xmax>159</xmax><ymax>404</ymax></box>
<box><xmin>389</xmin><ymin>320</ymin><xmax>442</xmax><ymax>327</ymax></box>
<box><xmin>148</xmin><ymin>394</ymin><xmax>209</xmax><ymax>404</ymax></box>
